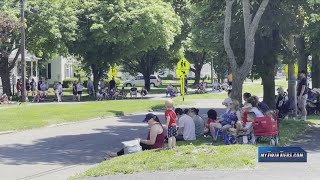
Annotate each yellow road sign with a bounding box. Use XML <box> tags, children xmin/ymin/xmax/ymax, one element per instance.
<box><xmin>284</xmin><ymin>64</ymin><xmax>310</xmax><ymax>79</ymax></box>
<box><xmin>109</xmin><ymin>67</ymin><xmax>117</xmax><ymax>77</ymax></box>
<box><xmin>177</xmin><ymin>57</ymin><xmax>190</xmax><ymax>76</ymax></box>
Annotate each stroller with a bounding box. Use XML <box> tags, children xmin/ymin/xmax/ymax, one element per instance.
<box><xmin>253</xmin><ymin>114</ymin><xmax>279</xmax><ymax>146</ymax></box>
<box><xmin>306</xmin><ymin>88</ymin><xmax>320</xmax><ymax>115</ymax></box>
<box><xmin>276</xmin><ymin>92</ymin><xmax>293</xmax><ymax>119</ymax></box>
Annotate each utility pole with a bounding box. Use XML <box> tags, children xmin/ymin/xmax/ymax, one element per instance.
<box><xmin>288</xmin><ymin>35</ymin><xmax>297</xmax><ymax>119</ymax></box>
<box><xmin>211</xmin><ymin>58</ymin><xmax>214</xmax><ymax>84</ymax></box>
<box><xmin>20</xmin><ymin>0</ymin><xmax>26</xmax><ymax>102</ymax></box>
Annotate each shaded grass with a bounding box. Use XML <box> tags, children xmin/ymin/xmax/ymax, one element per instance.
<box><xmin>71</xmin><ymin>144</ymin><xmax>256</xmax><ymax>179</ymax></box>
<box><xmin>0</xmin><ymin>100</ymin><xmax>166</xmax><ymax>131</ymax></box>
<box><xmin>70</xmin><ymin>119</ymin><xmax>315</xmax><ymax>179</ymax></box>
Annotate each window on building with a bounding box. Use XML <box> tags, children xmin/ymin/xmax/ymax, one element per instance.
<box><xmin>65</xmin><ymin>64</ymin><xmax>72</xmax><ymax>79</ymax></box>
<box><xmin>47</xmin><ymin>63</ymin><xmax>51</xmax><ymax>79</ymax></box>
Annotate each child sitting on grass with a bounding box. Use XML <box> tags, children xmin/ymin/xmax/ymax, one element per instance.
<box><xmin>233</xmin><ymin>112</ymin><xmax>255</xmax><ymax>144</ymax></box>
<box><xmin>165</xmin><ymin>99</ymin><xmax>177</xmax><ymax>149</ymax></box>
<box><xmin>204</xmin><ymin>109</ymin><xmax>219</xmax><ymax>141</ymax></box>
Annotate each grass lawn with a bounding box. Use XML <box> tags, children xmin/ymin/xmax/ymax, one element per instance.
<box><xmin>0</xmin><ymin>100</ymin><xmax>167</xmax><ymax>132</ymax></box>
<box><xmin>70</xmin><ymin>119</ymin><xmax>316</xmax><ymax>179</ymax></box>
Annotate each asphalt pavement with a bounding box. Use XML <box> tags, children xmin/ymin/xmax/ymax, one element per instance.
<box><xmin>0</xmin><ymin>99</ymin><xmax>224</xmax><ymax>180</ymax></box>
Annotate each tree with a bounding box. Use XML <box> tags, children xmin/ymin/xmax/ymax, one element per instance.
<box><xmin>224</xmin><ymin>0</ymin><xmax>270</xmax><ymax>103</ymax></box>
<box><xmin>0</xmin><ymin>0</ymin><xmax>78</xmax><ymax>95</ymax></box>
<box><xmin>67</xmin><ymin>0</ymin><xmax>119</xmax><ymax>92</ymax></box>
<box><xmin>91</xmin><ymin>0</ymin><xmax>182</xmax><ymax>90</ymax></box>
<box><xmin>186</xmin><ymin>0</ymin><xmax>225</xmax><ymax>85</ymax></box>
<box><xmin>0</xmin><ymin>12</ymin><xmax>20</xmax><ymax>95</ymax></box>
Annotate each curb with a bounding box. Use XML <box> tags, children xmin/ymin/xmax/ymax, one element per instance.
<box><xmin>0</xmin><ymin>131</ymin><xmax>16</xmax><ymax>135</ymax></box>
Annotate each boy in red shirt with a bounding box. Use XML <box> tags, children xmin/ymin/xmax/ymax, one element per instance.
<box><xmin>165</xmin><ymin>99</ymin><xmax>177</xmax><ymax>149</ymax></box>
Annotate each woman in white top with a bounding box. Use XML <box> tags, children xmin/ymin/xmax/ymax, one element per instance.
<box><xmin>56</xmin><ymin>82</ymin><xmax>63</xmax><ymax>102</ymax></box>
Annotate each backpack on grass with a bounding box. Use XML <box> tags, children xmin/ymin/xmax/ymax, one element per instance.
<box><xmin>121</xmin><ymin>139</ymin><xmax>142</xmax><ymax>154</ymax></box>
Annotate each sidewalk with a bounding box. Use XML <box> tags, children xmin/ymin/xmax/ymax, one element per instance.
<box><xmin>0</xmin><ymin>99</ymin><xmax>224</xmax><ymax>180</ymax></box>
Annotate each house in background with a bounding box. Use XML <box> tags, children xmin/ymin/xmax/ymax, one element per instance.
<box><xmin>40</xmin><ymin>56</ymin><xmax>76</xmax><ymax>85</ymax></box>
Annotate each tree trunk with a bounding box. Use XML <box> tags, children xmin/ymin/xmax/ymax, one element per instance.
<box><xmin>312</xmin><ymin>54</ymin><xmax>320</xmax><ymax>88</ymax></box>
<box><xmin>143</xmin><ymin>55</ymin><xmax>152</xmax><ymax>91</ymax></box>
<box><xmin>0</xmin><ymin>57</ymin><xmax>12</xmax><ymax>96</ymax></box>
<box><xmin>261</xmin><ymin>64</ymin><xmax>275</xmax><ymax>109</ymax></box>
<box><xmin>91</xmin><ymin>64</ymin><xmax>101</xmax><ymax>92</ymax></box>
<box><xmin>296</xmin><ymin>36</ymin><xmax>308</xmax><ymax>73</ymax></box>
<box><xmin>223</xmin><ymin>0</ymin><xmax>270</xmax><ymax>104</ymax></box>
<box><xmin>232</xmin><ymin>71</ymin><xmax>246</xmax><ymax>103</ymax></box>
<box><xmin>193</xmin><ymin>67</ymin><xmax>201</xmax><ymax>86</ymax></box>
<box><xmin>0</xmin><ymin>69</ymin><xmax>12</xmax><ymax>96</ymax></box>
<box><xmin>287</xmin><ymin>35</ymin><xmax>297</xmax><ymax>118</ymax></box>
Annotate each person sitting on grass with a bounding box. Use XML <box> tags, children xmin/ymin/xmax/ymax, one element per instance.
<box><xmin>166</xmin><ymin>84</ymin><xmax>174</xmax><ymax>97</ymax></box>
<box><xmin>210</xmin><ymin>100</ymin><xmax>241</xmax><ymax>144</ymax></box>
<box><xmin>236</xmin><ymin>103</ymin><xmax>254</xmax><ymax>136</ymax></box>
<box><xmin>222</xmin><ymin>90</ymin><xmax>232</xmax><ymax>112</ymax></box>
<box><xmin>188</xmin><ymin>108</ymin><xmax>205</xmax><ymax>137</ymax></box>
<box><xmin>130</xmin><ymin>85</ymin><xmax>138</xmax><ymax>97</ymax></box>
<box><xmin>141</xmin><ymin>87</ymin><xmax>148</xmax><ymax>97</ymax></box>
<box><xmin>175</xmin><ymin>108</ymin><xmax>196</xmax><ymax>141</ymax></box>
<box><xmin>0</xmin><ymin>93</ymin><xmax>10</xmax><ymax>104</ymax></box>
<box><xmin>243</xmin><ymin>92</ymin><xmax>251</xmax><ymax>104</ymax></box>
<box><xmin>165</xmin><ymin>99</ymin><xmax>177</xmax><ymax>149</ymax></box>
<box><xmin>233</xmin><ymin>111</ymin><xmax>255</xmax><ymax>144</ymax></box>
<box><xmin>107</xmin><ymin>113</ymin><xmax>164</xmax><ymax>157</ymax></box>
<box><xmin>205</xmin><ymin>109</ymin><xmax>219</xmax><ymax>142</ymax></box>
<box><xmin>247</xmin><ymin>96</ymin><xmax>265</xmax><ymax>117</ymax></box>
<box><xmin>119</xmin><ymin>87</ymin><xmax>127</xmax><ymax>98</ymax></box>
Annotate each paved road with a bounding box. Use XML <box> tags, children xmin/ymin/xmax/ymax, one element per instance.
<box><xmin>0</xmin><ymin>99</ymin><xmax>224</xmax><ymax>180</ymax></box>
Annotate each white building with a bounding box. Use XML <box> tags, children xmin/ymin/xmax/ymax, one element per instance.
<box><xmin>41</xmin><ymin>56</ymin><xmax>75</xmax><ymax>84</ymax></box>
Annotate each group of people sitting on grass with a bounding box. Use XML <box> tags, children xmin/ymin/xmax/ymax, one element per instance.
<box><xmin>108</xmin><ymin>94</ymin><xmax>272</xmax><ymax>157</ymax></box>
<box><xmin>16</xmin><ymin>78</ymin><xmax>52</xmax><ymax>103</ymax></box>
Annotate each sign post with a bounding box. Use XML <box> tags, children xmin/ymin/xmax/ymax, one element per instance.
<box><xmin>176</xmin><ymin>57</ymin><xmax>190</xmax><ymax>101</ymax></box>
<box><xmin>109</xmin><ymin>67</ymin><xmax>118</xmax><ymax>78</ymax></box>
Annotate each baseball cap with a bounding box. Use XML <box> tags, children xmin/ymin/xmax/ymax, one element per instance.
<box><xmin>143</xmin><ymin>113</ymin><xmax>155</xmax><ymax>122</ymax></box>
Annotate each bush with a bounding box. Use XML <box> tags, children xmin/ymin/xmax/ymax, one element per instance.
<box><xmin>166</xmin><ymin>74</ymin><xmax>174</xmax><ymax>80</ymax></box>
<box><xmin>62</xmin><ymin>78</ymin><xmax>78</xmax><ymax>88</ymax></box>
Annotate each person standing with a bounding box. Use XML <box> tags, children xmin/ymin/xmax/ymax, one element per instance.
<box><xmin>297</xmin><ymin>70</ymin><xmax>308</xmax><ymax>121</ymax></box>
<box><xmin>165</xmin><ymin>100</ymin><xmax>177</xmax><ymax>149</ymax></box>
<box><xmin>16</xmin><ymin>79</ymin><xmax>21</xmax><ymax>98</ymax></box>
<box><xmin>109</xmin><ymin>78</ymin><xmax>116</xmax><ymax>91</ymax></box>
<box><xmin>30</xmin><ymin>78</ymin><xmax>37</xmax><ymax>97</ymax></box>
<box><xmin>76</xmin><ymin>80</ymin><xmax>83</xmax><ymax>102</ymax></box>
<box><xmin>56</xmin><ymin>82</ymin><xmax>63</xmax><ymax>102</ymax></box>
<box><xmin>87</xmin><ymin>78</ymin><xmax>94</xmax><ymax>96</ymax></box>
<box><xmin>72</xmin><ymin>80</ymin><xmax>77</xmax><ymax>101</ymax></box>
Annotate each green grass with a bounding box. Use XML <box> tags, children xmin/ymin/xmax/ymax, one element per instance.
<box><xmin>71</xmin><ymin>144</ymin><xmax>256</xmax><ymax>179</ymax></box>
<box><xmin>278</xmin><ymin>120</ymin><xmax>310</xmax><ymax>146</ymax></box>
<box><xmin>70</xmin><ymin>119</ymin><xmax>315</xmax><ymax>179</ymax></box>
<box><xmin>0</xmin><ymin>100</ymin><xmax>166</xmax><ymax>131</ymax></box>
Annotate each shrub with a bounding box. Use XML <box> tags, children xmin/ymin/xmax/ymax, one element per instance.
<box><xmin>62</xmin><ymin>78</ymin><xmax>78</xmax><ymax>88</ymax></box>
<box><xmin>166</xmin><ymin>74</ymin><xmax>174</xmax><ymax>80</ymax></box>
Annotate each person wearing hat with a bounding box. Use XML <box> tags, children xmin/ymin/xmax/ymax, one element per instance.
<box><xmin>107</xmin><ymin>113</ymin><xmax>164</xmax><ymax>157</ymax></box>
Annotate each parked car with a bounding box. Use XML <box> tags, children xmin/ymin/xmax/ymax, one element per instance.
<box><xmin>123</xmin><ymin>75</ymin><xmax>162</xmax><ymax>87</ymax></box>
